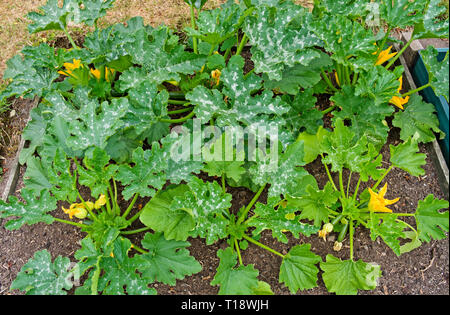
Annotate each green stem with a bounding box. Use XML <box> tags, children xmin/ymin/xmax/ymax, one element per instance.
<box><xmin>396</xmin><ymin>219</ymin><xmax>417</xmax><ymax>234</ymax></box>
<box><xmin>159</xmin><ymin>110</ymin><xmax>195</xmax><ymax>123</ymax></box>
<box><xmin>168</xmin><ymin>91</ymin><xmax>186</xmax><ymax>100</ymax></box>
<box><xmin>339</xmin><ymin>171</ymin><xmax>346</xmax><ymax>199</ymax></box>
<box><xmin>352</xmin><ymin>176</ymin><xmax>362</xmax><ymax>202</ymax></box>
<box><xmin>321</xmin><ymin>105</ymin><xmax>336</xmax><ymax>115</ymax></box>
<box><xmin>244</xmin><ymin>68</ymin><xmax>255</xmax><ymax>80</ymax></box>
<box><xmin>344</xmin><ymin>66</ymin><xmax>351</xmax><ymax>86</ymax></box>
<box><xmin>346</xmin><ymin>171</ymin><xmax>352</xmax><ymax>198</ymax></box>
<box><xmin>235</xmin><ymin>239</ymin><xmax>243</xmax><ymax>266</ymax></box>
<box><xmin>62</xmin><ymin>27</ymin><xmax>78</xmax><ymax>49</ymax></box>
<box><xmin>221</xmin><ymin>174</ymin><xmax>226</xmax><ymax>193</ymax></box>
<box><xmin>391</xmin><ymin>213</ymin><xmax>416</xmax><ymax>217</ymax></box>
<box><xmin>372</xmin><ymin>165</ymin><xmax>393</xmax><ymax>191</ymax></box>
<box><xmin>131</xmin><ymin>243</ymin><xmax>148</xmax><ymax>254</ymax></box>
<box><xmin>238</xmin><ymin>184</ymin><xmax>266</xmax><ymax>224</ymax></box>
<box><xmin>336</xmin><ymin>63</ymin><xmax>344</xmax><ymax>87</ymax></box>
<box><xmin>223</xmin><ymin>47</ymin><xmax>232</xmax><ymax>60</ymax></box>
<box><xmin>77</xmin><ymin>192</ymin><xmax>98</xmax><ymax>220</ymax></box>
<box><xmin>385</xmin><ymin>36</ymin><xmax>414</xmax><ymax>69</ymax></box>
<box><xmin>321</xmin><ymin>69</ymin><xmax>338</xmax><ymax>92</ymax></box>
<box><xmin>121</xmin><ymin>226</ymin><xmax>152</xmax><ymax>235</ymax></box>
<box><xmin>190</xmin><ymin>5</ymin><xmax>198</xmax><ymax>54</ymax></box>
<box><xmin>167</xmin><ymin>107</ymin><xmax>193</xmax><ymax>115</ymax></box>
<box><xmin>376</xmin><ymin>26</ymin><xmax>392</xmax><ymax>56</ymax></box>
<box><xmin>351</xmin><ymin>71</ymin><xmax>359</xmax><ymax>85</ymax></box>
<box><xmin>54</xmin><ymin>217</ymin><xmax>89</xmax><ymax>228</ymax></box>
<box><xmin>401</xmin><ymin>82</ymin><xmax>431</xmax><ymax>97</ymax></box>
<box><xmin>321</xmin><ymin>154</ymin><xmax>338</xmax><ymax>191</ymax></box>
<box><xmin>90</xmin><ymin>257</ymin><xmax>101</xmax><ymax>295</ymax></box>
<box><xmin>235</xmin><ymin>33</ymin><xmax>248</xmax><ymax>56</ymax></box>
<box><xmin>243</xmin><ymin>234</ymin><xmax>285</xmax><ymax>259</ymax></box>
<box><xmin>127</xmin><ymin>207</ymin><xmax>146</xmax><ymax>225</ymax></box>
<box><xmin>349</xmin><ymin>220</ymin><xmax>354</xmax><ymax>261</ymax></box>
<box><xmin>122</xmin><ymin>193</ymin><xmax>139</xmax><ymax>219</ymax></box>
<box><xmin>168</xmin><ymin>99</ymin><xmax>190</xmax><ymax>105</ymax></box>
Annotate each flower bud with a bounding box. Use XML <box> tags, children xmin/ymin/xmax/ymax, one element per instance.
<box><xmin>333</xmin><ymin>241</ymin><xmax>343</xmax><ymax>252</ymax></box>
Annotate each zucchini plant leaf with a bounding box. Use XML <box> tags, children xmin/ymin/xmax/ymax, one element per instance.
<box><xmin>136</xmin><ymin>232</ymin><xmax>202</xmax><ymax>286</ymax></box>
<box><xmin>10</xmin><ymin>250</ymin><xmax>74</xmax><ymax>295</ymax></box>
<box><xmin>392</xmin><ymin>94</ymin><xmax>444</xmax><ymax>143</ymax></box>
<box><xmin>0</xmin><ymin>189</ymin><xmax>56</xmax><ymax>230</ymax></box>
<box><xmin>413</xmin><ymin>0</ymin><xmax>449</xmax><ymax>39</ymax></box>
<box><xmin>210</xmin><ymin>247</ymin><xmax>259</xmax><ymax>295</ymax></box>
<box><xmin>389</xmin><ymin>137</ymin><xmax>426</xmax><ymax>177</ymax></box>
<box><xmin>295</xmin><ymin>127</ymin><xmax>329</xmax><ymax>164</ymax></box>
<box><xmin>170</xmin><ymin>177</ymin><xmax>232</xmax><ymax>245</ymax></box>
<box><xmin>379</xmin><ymin>0</ymin><xmax>426</xmax><ymax>29</ymax></box>
<box><xmin>415</xmin><ymin>194</ymin><xmax>449</xmax><ymax>243</ymax></box>
<box><xmin>320</xmin><ymin>255</ymin><xmax>381</xmax><ymax>295</ymax></box>
<box><xmin>97</xmin><ymin>237</ymin><xmax>156</xmax><ymax>295</ymax></box>
<box><xmin>244</xmin><ymin>2</ymin><xmax>322</xmax><ymax>80</ymax></box>
<box><xmin>19</xmin><ymin>107</ymin><xmax>48</xmax><ymax>165</ymax></box>
<box><xmin>74</xmin><ymin>237</ymin><xmax>102</xmax><ymax>276</ymax></box>
<box><xmin>420</xmin><ymin>45</ymin><xmax>449</xmax><ymax>101</ymax></box>
<box><xmin>140</xmin><ymin>185</ymin><xmax>195</xmax><ymax>241</ymax></box>
<box><xmin>183</xmin><ymin>0</ymin><xmax>208</xmax><ymax>10</ymax></box>
<box><xmin>75</xmin><ymin>0</ymin><xmax>116</xmax><ymax>26</ymax></box>
<box><xmin>249</xmin><ymin>197</ymin><xmax>320</xmax><ymax>244</ymax></box>
<box><xmin>355</xmin><ymin>66</ymin><xmax>401</xmax><ymax>106</ymax></box>
<box><xmin>283</xmin><ymin>89</ymin><xmax>323</xmax><ymax>135</ymax></box>
<box><xmin>27</xmin><ymin>0</ymin><xmax>76</xmax><ymax>33</ymax></box>
<box><xmin>368</xmin><ymin>213</ymin><xmax>407</xmax><ymax>256</ymax></box>
<box><xmin>279</xmin><ymin>244</ymin><xmax>322</xmax><ymax>293</ymax></box>
<box><xmin>116</xmin><ymin>144</ymin><xmax>167</xmax><ymax>200</ymax></box>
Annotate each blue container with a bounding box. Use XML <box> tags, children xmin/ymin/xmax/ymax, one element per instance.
<box><xmin>411</xmin><ymin>47</ymin><xmax>449</xmax><ymax>166</ymax></box>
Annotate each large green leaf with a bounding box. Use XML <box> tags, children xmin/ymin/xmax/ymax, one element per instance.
<box><xmin>0</xmin><ymin>189</ymin><xmax>56</xmax><ymax>230</ymax></box>
<box><xmin>115</xmin><ymin>144</ymin><xmax>167</xmax><ymax>200</ymax></box>
<box><xmin>244</xmin><ymin>2</ymin><xmax>322</xmax><ymax>80</ymax></box>
<box><xmin>27</xmin><ymin>0</ymin><xmax>76</xmax><ymax>33</ymax></box>
<box><xmin>389</xmin><ymin>137</ymin><xmax>426</xmax><ymax>177</ymax></box>
<box><xmin>183</xmin><ymin>0</ymin><xmax>208</xmax><ymax>9</ymax></box>
<box><xmin>415</xmin><ymin>194</ymin><xmax>449</xmax><ymax>242</ymax></box>
<box><xmin>170</xmin><ymin>177</ymin><xmax>232</xmax><ymax>244</ymax></box>
<box><xmin>140</xmin><ymin>185</ymin><xmax>195</xmax><ymax>241</ymax></box>
<box><xmin>19</xmin><ymin>107</ymin><xmax>47</xmax><ymax>165</ymax></box>
<box><xmin>320</xmin><ymin>255</ymin><xmax>381</xmax><ymax>295</ymax></box>
<box><xmin>413</xmin><ymin>0</ymin><xmax>449</xmax><ymax>39</ymax></box>
<box><xmin>392</xmin><ymin>94</ymin><xmax>444</xmax><ymax>143</ymax></box>
<box><xmin>355</xmin><ymin>66</ymin><xmax>401</xmax><ymax>106</ymax></box>
<box><xmin>210</xmin><ymin>247</ymin><xmax>259</xmax><ymax>295</ymax></box>
<box><xmin>10</xmin><ymin>250</ymin><xmax>74</xmax><ymax>295</ymax></box>
<box><xmin>380</xmin><ymin>0</ymin><xmax>426</xmax><ymax>29</ymax></box>
<box><xmin>75</xmin><ymin>0</ymin><xmax>116</xmax><ymax>26</ymax></box>
<box><xmin>420</xmin><ymin>45</ymin><xmax>449</xmax><ymax>101</ymax></box>
<box><xmin>368</xmin><ymin>213</ymin><xmax>407</xmax><ymax>256</ymax></box>
<box><xmin>136</xmin><ymin>232</ymin><xmax>202</xmax><ymax>286</ymax></box>
<box><xmin>279</xmin><ymin>244</ymin><xmax>322</xmax><ymax>293</ymax></box>
<box><xmin>248</xmin><ymin>197</ymin><xmax>319</xmax><ymax>243</ymax></box>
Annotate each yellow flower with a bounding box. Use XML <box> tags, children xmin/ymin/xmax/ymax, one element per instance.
<box><xmin>334</xmin><ymin>71</ymin><xmax>340</xmax><ymax>87</ymax></box>
<box><xmin>90</xmin><ymin>67</ymin><xmax>115</xmax><ymax>82</ymax></box>
<box><xmin>368</xmin><ymin>183</ymin><xmax>400</xmax><ymax>213</ymax></box>
<box><xmin>58</xmin><ymin>59</ymin><xmax>83</xmax><ymax>79</ymax></box>
<box><xmin>211</xmin><ymin>69</ymin><xmax>221</xmax><ymax>86</ymax></box>
<box><xmin>318</xmin><ymin>223</ymin><xmax>333</xmax><ymax>241</ymax></box>
<box><xmin>374</xmin><ymin>46</ymin><xmax>397</xmax><ymax>66</ymax></box>
<box><xmin>389</xmin><ymin>76</ymin><xmax>409</xmax><ymax>110</ymax></box>
<box><xmin>90</xmin><ymin>68</ymin><xmax>101</xmax><ymax>79</ymax></box>
<box><xmin>62</xmin><ymin>203</ymin><xmax>87</xmax><ymax>219</ymax></box>
<box><xmin>333</xmin><ymin>241</ymin><xmax>343</xmax><ymax>252</ymax></box>
<box><xmin>94</xmin><ymin>194</ymin><xmax>107</xmax><ymax>209</ymax></box>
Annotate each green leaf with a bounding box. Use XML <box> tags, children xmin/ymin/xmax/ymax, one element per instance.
<box><xmin>67</xmin><ymin>97</ymin><xmax>128</xmax><ymax>152</ymax></box>
<box><xmin>413</xmin><ymin>0</ymin><xmax>449</xmax><ymax>39</ymax></box>
<box><xmin>399</xmin><ymin>231</ymin><xmax>422</xmax><ymax>255</ymax></box>
<box><xmin>136</xmin><ymin>232</ymin><xmax>202</xmax><ymax>286</ymax></box>
<box><xmin>183</xmin><ymin>0</ymin><xmax>208</xmax><ymax>10</ymax></box>
<box><xmin>283</xmin><ymin>89</ymin><xmax>323</xmax><ymax>135</ymax></box>
<box><xmin>380</xmin><ymin>0</ymin><xmax>426</xmax><ymax>29</ymax></box>
<box><xmin>252</xmin><ymin>281</ymin><xmax>274</xmax><ymax>295</ymax></box>
<box><xmin>116</xmin><ymin>145</ymin><xmax>167</xmax><ymax>200</ymax></box>
<box><xmin>47</xmin><ymin>148</ymin><xmax>78</xmax><ymax>203</ymax></box>
<box><xmin>244</xmin><ymin>3</ymin><xmax>322</xmax><ymax>80</ymax></box>
<box><xmin>295</xmin><ymin>127</ymin><xmax>329</xmax><ymax>164</ymax></box>
<box><xmin>11</xmin><ymin>250</ymin><xmax>73</xmax><ymax>295</ymax></box>
<box><xmin>22</xmin><ymin>156</ymin><xmax>52</xmax><ymax>197</ymax></box>
<box><xmin>77</xmin><ymin>147</ymin><xmax>118</xmax><ymax>198</ymax></box>
<box><xmin>74</xmin><ymin>237</ymin><xmax>102</xmax><ymax>276</ymax></box>
<box><xmin>368</xmin><ymin>213</ymin><xmax>407</xmax><ymax>256</ymax></box>
<box><xmin>392</xmin><ymin>94</ymin><xmax>444</xmax><ymax>143</ymax></box>
<box><xmin>279</xmin><ymin>244</ymin><xmax>322</xmax><ymax>293</ymax></box>
<box><xmin>140</xmin><ymin>185</ymin><xmax>195</xmax><ymax>241</ymax></box>
<box><xmin>355</xmin><ymin>66</ymin><xmax>401</xmax><ymax>106</ymax></box>
<box><xmin>389</xmin><ymin>137</ymin><xmax>426</xmax><ymax>177</ymax></box>
<box><xmin>97</xmin><ymin>237</ymin><xmax>156</xmax><ymax>295</ymax></box>
<box><xmin>320</xmin><ymin>255</ymin><xmax>381</xmax><ymax>295</ymax></box>
<box><xmin>415</xmin><ymin>194</ymin><xmax>449</xmax><ymax>242</ymax></box>
<box><xmin>420</xmin><ymin>45</ymin><xmax>449</xmax><ymax>101</ymax></box>
<box><xmin>288</xmin><ymin>182</ymin><xmax>340</xmax><ymax>227</ymax></box>
<box><xmin>211</xmin><ymin>247</ymin><xmax>259</xmax><ymax>295</ymax></box>
<box><xmin>26</xmin><ymin>0</ymin><xmax>75</xmax><ymax>33</ymax></box>
<box><xmin>170</xmin><ymin>177</ymin><xmax>232</xmax><ymax>244</ymax></box>
<box><xmin>75</xmin><ymin>0</ymin><xmax>115</xmax><ymax>26</ymax></box>
<box><xmin>0</xmin><ymin>189</ymin><xmax>56</xmax><ymax>230</ymax></box>
<box><xmin>249</xmin><ymin>197</ymin><xmax>319</xmax><ymax>243</ymax></box>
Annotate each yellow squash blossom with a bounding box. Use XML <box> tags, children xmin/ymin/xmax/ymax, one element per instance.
<box><xmin>94</xmin><ymin>194</ymin><xmax>107</xmax><ymax>209</ymax></box>
<box><xmin>58</xmin><ymin>59</ymin><xmax>83</xmax><ymax>78</ymax></box>
<box><xmin>368</xmin><ymin>183</ymin><xmax>400</xmax><ymax>213</ymax></box>
<box><xmin>374</xmin><ymin>46</ymin><xmax>397</xmax><ymax>66</ymax></box>
<box><xmin>211</xmin><ymin>69</ymin><xmax>221</xmax><ymax>86</ymax></box>
<box><xmin>389</xmin><ymin>76</ymin><xmax>409</xmax><ymax>110</ymax></box>
<box><xmin>90</xmin><ymin>68</ymin><xmax>101</xmax><ymax>79</ymax></box>
<box><xmin>334</xmin><ymin>71</ymin><xmax>340</xmax><ymax>87</ymax></box>
<box><xmin>318</xmin><ymin>223</ymin><xmax>333</xmax><ymax>241</ymax></box>
<box><xmin>90</xmin><ymin>67</ymin><xmax>116</xmax><ymax>82</ymax></box>
<box><xmin>62</xmin><ymin>203</ymin><xmax>87</xmax><ymax>219</ymax></box>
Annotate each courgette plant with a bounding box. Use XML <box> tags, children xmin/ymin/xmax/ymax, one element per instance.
<box><xmin>0</xmin><ymin>0</ymin><xmax>449</xmax><ymax>295</ymax></box>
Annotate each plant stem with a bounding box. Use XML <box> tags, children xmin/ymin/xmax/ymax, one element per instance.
<box><xmin>168</xmin><ymin>91</ymin><xmax>186</xmax><ymax>100</ymax></box>
<box><xmin>321</xmin><ymin>69</ymin><xmax>338</xmax><ymax>92</ymax></box>
<box><xmin>346</xmin><ymin>171</ymin><xmax>352</xmax><ymax>198</ymax></box>
<box><xmin>401</xmin><ymin>82</ymin><xmax>431</xmax><ymax>97</ymax></box>
<box><xmin>190</xmin><ymin>5</ymin><xmax>198</xmax><ymax>54</ymax></box>
<box><xmin>235</xmin><ymin>33</ymin><xmax>248</xmax><ymax>56</ymax></box>
<box><xmin>131</xmin><ymin>243</ymin><xmax>148</xmax><ymax>254</ymax></box>
<box><xmin>352</xmin><ymin>176</ymin><xmax>362</xmax><ymax>202</ymax></box>
<box><xmin>321</xmin><ymin>154</ymin><xmax>338</xmax><ymax>191</ymax></box>
<box><xmin>168</xmin><ymin>107</ymin><xmax>193</xmax><ymax>115</ymax></box>
<box><xmin>351</xmin><ymin>71</ymin><xmax>359</xmax><ymax>85</ymax></box>
<box><xmin>344</xmin><ymin>66</ymin><xmax>351</xmax><ymax>86</ymax></box>
<box><xmin>349</xmin><ymin>219</ymin><xmax>354</xmax><ymax>261</ymax></box>
<box><xmin>392</xmin><ymin>213</ymin><xmax>416</xmax><ymax>217</ymax></box>
<box><xmin>223</xmin><ymin>47</ymin><xmax>232</xmax><ymax>60</ymax></box>
<box><xmin>77</xmin><ymin>192</ymin><xmax>98</xmax><ymax>220</ymax></box>
<box><xmin>385</xmin><ymin>36</ymin><xmax>414</xmax><ymax>69</ymax></box>
<box><xmin>321</xmin><ymin>105</ymin><xmax>336</xmax><ymax>115</ymax></box>
<box><xmin>91</xmin><ymin>257</ymin><xmax>101</xmax><ymax>295</ymax></box>
<box><xmin>339</xmin><ymin>171</ymin><xmax>346</xmax><ymax>199</ymax></box>
<box><xmin>244</xmin><ymin>68</ymin><xmax>255</xmax><ymax>79</ymax></box>
<box><xmin>159</xmin><ymin>110</ymin><xmax>195</xmax><ymax>123</ymax></box>
<box><xmin>127</xmin><ymin>207</ymin><xmax>146</xmax><ymax>225</ymax></box>
<box><xmin>238</xmin><ymin>184</ymin><xmax>266</xmax><ymax>224</ymax></box>
<box><xmin>168</xmin><ymin>99</ymin><xmax>190</xmax><ymax>105</ymax></box>
<box><xmin>243</xmin><ymin>234</ymin><xmax>285</xmax><ymax>259</ymax></box>
<box><xmin>376</xmin><ymin>26</ymin><xmax>392</xmax><ymax>56</ymax></box>
<box><xmin>122</xmin><ymin>193</ymin><xmax>139</xmax><ymax>219</ymax></box>
<box><xmin>372</xmin><ymin>165</ymin><xmax>393</xmax><ymax>191</ymax></box>
<box><xmin>54</xmin><ymin>217</ymin><xmax>89</xmax><ymax>228</ymax></box>
<box><xmin>63</xmin><ymin>27</ymin><xmax>78</xmax><ymax>49</ymax></box>
<box><xmin>235</xmin><ymin>239</ymin><xmax>243</xmax><ymax>265</ymax></box>
<box><xmin>396</xmin><ymin>218</ymin><xmax>418</xmax><ymax>234</ymax></box>
<box><xmin>121</xmin><ymin>226</ymin><xmax>152</xmax><ymax>235</ymax></box>
<box><xmin>221</xmin><ymin>174</ymin><xmax>226</xmax><ymax>193</ymax></box>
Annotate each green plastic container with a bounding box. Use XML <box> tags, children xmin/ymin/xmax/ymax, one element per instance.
<box><xmin>411</xmin><ymin>47</ymin><xmax>449</xmax><ymax>166</ymax></box>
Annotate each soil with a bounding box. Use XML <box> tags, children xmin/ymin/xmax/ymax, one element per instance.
<box><xmin>0</xmin><ymin>47</ymin><xmax>449</xmax><ymax>296</ymax></box>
